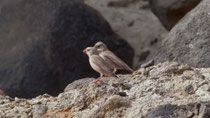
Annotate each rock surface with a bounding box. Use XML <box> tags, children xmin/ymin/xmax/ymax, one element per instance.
<box><xmin>148</xmin><ymin>0</ymin><xmax>210</xmax><ymax>68</ymax></box>
<box><xmin>0</xmin><ymin>0</ymin><xmax>133</xmax><ymax>98</ymax></box>
<box><xmin>85</xmin><ymin>0</ymin><xmax>168</xmax><ymax>69</ymax></box>
<box><xmin>0</xmin><ymin>62</ymin><xmax>209</xmax><ymax>117</ymax></box>
<box><xmin>148</xmin><ymin>0</ymin><xmax>201</xmax><ymax>30</ymax></box>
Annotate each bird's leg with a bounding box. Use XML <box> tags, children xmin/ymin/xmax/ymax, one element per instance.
<box><xmin>113</xmin><ymin>68</ymin><xmax>117</xmax><ymax>74</ymax></box>
<box><xmin>93</xmin><ymin>74</ymin><xmax>103</xmax><ymax>83</ymax></box>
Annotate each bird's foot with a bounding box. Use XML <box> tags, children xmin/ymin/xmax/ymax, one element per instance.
<box><xmin>113</xmin><ymin>68</ymin><xmax>117</xmax><ymax>74</ymax></box>
<box><xmin>93</xmin><ymin>77</ymin><xmax>103</xmax><ymax>83</ymax></box>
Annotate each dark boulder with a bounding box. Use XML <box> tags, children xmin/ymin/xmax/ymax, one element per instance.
<box><xmin>148</xmin><ymin>0</ymin><xmax>201</xmax><ymax>30</ymax></box>
<box><xmin>145</xmin><ymin>103</ymin><xmax>210</xmax><ymax>118</ymax></box>
<box><xmin>0</xmin><ymin>0</ymin><xmax>134</xmax><ymax>98</ymax></box>
<box><xmin>145</xmin><ymin>104</ymin><xmax>191</xmax><ymax>118</ymax></box>
<box><xmin>148</xmin><ymin>0</ymin><xmax>210</xmax><ymax>68</ymax></box>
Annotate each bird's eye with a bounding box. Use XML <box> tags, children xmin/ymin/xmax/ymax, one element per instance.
<box><xmin>87</xmin><ymin>49</ymin><xmax>89</xmax><ymax>51</ymax></box>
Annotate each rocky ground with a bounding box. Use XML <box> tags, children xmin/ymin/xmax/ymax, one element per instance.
<box><xmin>148</xmin><ymin>0</ymin><xmax>210</xmax><ymax>68</ymax></box>
<box><xmin>0</xmin><ymin>62</ymin><xmax>209</xmax><ymax>118</ymax></box>
<box><xmin>0</xmin><ymin>0</ymin><xmax>208</xmax><ymax>98</ymax></box>
<box><xmin>0</xmin><ymin>0</ymin><xmax>134</xmax><ymax>98</ymax></box>
<box><xmin>0</xmin><ymin>0</ymin><xmax>209</xmax><ymax>117</ymax></box>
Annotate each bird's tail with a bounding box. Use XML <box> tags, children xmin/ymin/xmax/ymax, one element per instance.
<box><xmin>127</xmin><ymin>67</ymin><xmax>134</xmax><ymax>74</ymax></box>
<box><xmin>113</xmin><ymin>73</ymin><xmax>119</xmax><ymax>79</ymax></box>
<box><xmin>121</xmin><ymin>63</ymin><xmax>134</xmax><ymax>74</ymax></box>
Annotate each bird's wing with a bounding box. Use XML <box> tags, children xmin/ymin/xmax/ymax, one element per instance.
<box><xmin>103</xmin><ymin>51</ymin><xmax>133</xmax><ymax>72</ymax></box>
<box><xmin>90</xmin><ymin>55</ymin><xmax>114</xmax><ymax>76</ymax></box>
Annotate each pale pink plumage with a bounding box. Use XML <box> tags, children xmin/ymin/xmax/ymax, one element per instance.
<box><xmin>83</xmin><ymin>47</ymin><xmax>118</xmax><ymax>83</ymax></box>
<box><xmin>94</xmin><ymin>42</ymin><xmax>134</xmax><ymax>73</ymax></box>
<box><xmin>100</xmin><ymin>50</ymin><xmax>133</xmax><ymax>73</ymax></box>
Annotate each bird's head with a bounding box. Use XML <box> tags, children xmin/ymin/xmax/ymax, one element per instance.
<box><xmin>83</xmin><ymin>47</ymin><xmax>99</xmax><ymax>56</ymax></box>
<box><xmin>94</xmin><ymin>41</ymin><xmax>108</xmax><ymax>53</ymax></box>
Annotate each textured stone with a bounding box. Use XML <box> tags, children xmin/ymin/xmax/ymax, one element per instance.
<box><xmin>148</xmin><ymin>0</ymin><xmax>210</xmax><ymax>68</ymax></box>
<box><xmin>85</xmin><ymin>0</ymin><xmax>168</xmax><ymax>69</ymax></box>
<box><xmin>0</xmin><ymin>62</ymin><xmax>209</xmax><ymax>117</ymax></box>
<box><xmin>148</xmin><ymin>0</ymin><xmax>201</xmax><ymax>30</ymax></box>
<box><xmin>0</xmin><ymin>0</ymin><xmax>134</xmax><ymax>98</ymax></box>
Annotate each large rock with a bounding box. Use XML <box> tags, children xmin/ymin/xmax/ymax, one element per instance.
<box><xmin>148</xmin><ymin>0</ymin><xmax>201</xmax><ymax>30</ymax></box>
<box><xmin>85</xmin><ymin>0</ymin><xmax>168</xmax><ymax>69</ymax></box>
<box><xmin>0</xmin><ymin>62</ymin><xmax>209</xmax><ymax>117</ymax></box>
<box><xmin>148</xmin><ymin>0</ymin><xmax>210</xmax><ymax>67</ymax></box>
<box><xmin>0</xmin><ymin>0</ymin><xmax>134</xmax><ymax>98</ymax></box>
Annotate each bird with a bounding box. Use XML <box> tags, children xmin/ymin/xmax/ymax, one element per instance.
<box><xmin>94</xmin><ymin>41</ymin><xmax>134</xmax><ymax>73</ymax></box>
<box><xmin>83</xmin><ymin>47</ymin><xmax>118</xmax><ymax>83</ymax></box>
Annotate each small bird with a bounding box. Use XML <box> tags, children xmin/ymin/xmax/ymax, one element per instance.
<box><xmin>94</xmin><ymin>41</ymin><xmax>134</xmax><ymax>73</ymax></box>
<box><xmin>83</xmin><ymin>47</ymin><xmax>118</xmax><ymax>83</ymax></box>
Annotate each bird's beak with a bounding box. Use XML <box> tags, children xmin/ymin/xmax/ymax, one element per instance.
<box><xmin>83</xmin><ymin>49</ymin><xmax>87</xmax><ymax>54</ymax></box>
<box><xmin>93</xmin><ymin>45</ymin><xmax>96</xmax><ymax>48</ymax></box>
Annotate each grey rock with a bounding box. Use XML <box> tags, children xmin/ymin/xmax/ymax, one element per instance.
<box><xmin>0</xmin><ymin>0</ymin><xmax>134</xmax><ymax>98</ymax></box>
<box><xmin>148</xmin><ymin>0</ymin><xmax>201</xmax><ymax>30</ymax></box>
<box><xmin>85</xmin><ymin>0</ymin><xmax>168</xmax><ymax>69</ymax></box>
<box><xmin>184</xmin><ymin>85</ymin><xmax>194</xmax><ymax>94</ymax></box>
<box><xmin>64</xmin><ymin>78</ymin><xmax>95</xmax><ymax>92</ymax></box>
<box><xmin>116</xmin><ymin>92</ymin><xmax>127</xmax><ymax>97</ymax></box>
<box><xmin>0</xmin><ymin>62</ymin><xmax>209</xmax><ymax>117</ymax></box>
<box><xmin>195</xmin><ymin>84</ymin><xmax>210</xmax><ymax>102</ymax></box>
<box><xmin>148</xmin><ymin>0</ymin><xmax>210</xmax><ymax>68</ymax></box>
<box><xmin>145</xmin><ymin>104</ymin><xmax>190</xmax><ymax>118</ymax></box>
<box><xmin>141</xmin><ymin>59</ymin><xmax>154</xmax><ymax>68</ymax></box>
<box><xmin>14</xmin><ymin>97</ymin><xmax>26</xmax><ymax>104</ymax></box>
<box><xmin>32</xmin><ymin>105</ymin><xmax>47</xmax><ymax>118</ymax></box>
<box><xmin>194</xmin><ymin>103</ymin><xmax>201</xmax><ymax>115</ymax></box>
<box><xmin>198</xmin><ymin>103</ymin><xmax>210</xmax><ymax>118</ymax></box>
<box><xmin>187</xmin><ymin>111</ymin><xmax>194</xmax><ymax>118</ymax></box>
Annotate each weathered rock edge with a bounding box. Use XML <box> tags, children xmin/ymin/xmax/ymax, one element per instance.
<box><xmin>0</xmin><ymin>62</ymin><xmax>209</xmax><ymax>118</ymax></box>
